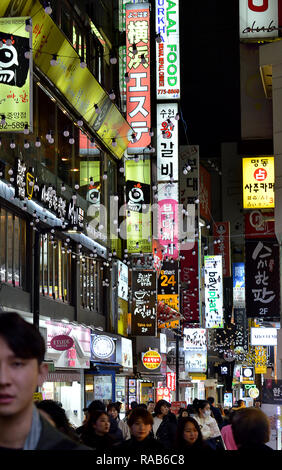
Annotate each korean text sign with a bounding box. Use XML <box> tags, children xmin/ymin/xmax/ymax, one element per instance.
<box><xmin>156</xmin><ymin>0</ymin><xmax>180</xmax><ymax>99</ymax></box>
<box><xmin>213</xmin><ymin>222</ymin><xmax>231</xmax><ymax>277</ymax></box>
<box><xmin>157</xmin><ymin>259</ymin><xmax>179</xmax><ymax>312</ymax></box>
<box><xmin>131</xmin><ymin>270</ymin><xmax>156</xmax><ymax>336</ymax></box>
<box><xmin>204</xmin><ymin>255</ymin><xmax>223</xmax><ymax>328</ymax></box>
<box><xmin>157</xmin><ymin>103</ymin><xmax>178</xmax><ymax>182</ymax></box>
<box><xmin>243</xmin><ymin>157</ymin><xmax>275</xmax><ymax>209</ymax></box>
<box><xmin>158</xmin><ymin>182</ymin><xmax>179</xmax><ymax>259</ymax></box>
<box><xmin>245</xmin><ymin>238</ymin><xmax>280</xmax><ymax>319</ymax></box>
<box><xmin>126</xmin><ymin>2</ymin><xmax>151</xmax><ymax>153</ymax></box>
<box><xmin>183</xmin><ymin>328</ymin><xmax>207</xmax><ymax>351</ymax></box>
<box><xmin>0</xmin><ymin>17</ymin><xmax>32</xmax><ymax>133</ymax></box>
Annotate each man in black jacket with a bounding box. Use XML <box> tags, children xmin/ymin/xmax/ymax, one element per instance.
<box><xmin>207</xmin><ymin>397</ymin><xmax>224</xmax><ymax>429</ymax></box>
<box><xmin>0</xmin><ymin>312</ymin><xmax>91</xmax><ymax>450</ymax></box>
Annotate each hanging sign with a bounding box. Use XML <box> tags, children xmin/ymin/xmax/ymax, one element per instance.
<box><xmin>204</xmin><ymin>255</ymin><xmax>223</xmax><ymax>328</ymax></box>
<box><xmin>91</xmin><ymin>334</ymin><xmax>116</xmax><ymax>362</ymax></box>
<box><xmin>166</xmin><ymin>372</ymin><xmax>176</xmax><ymax>391</ymax></box>
<box><xmin>157</xmin><ymin>103</ymin><xmax>178</xmax><ymax>182</ymax></box>
<box><xmin>50</xmin><ymin>335</ymin><xmax>74</xmax><ymax>351</ymax></box>
<box><xmin>117</xmin><ymin>261</ymin><xmax>128</xmax><ymax>301</ymax></box>
<box><xmin>181</xmin><ymin>241</ymin><xmax>200</xmax><ymax>325</ymax></box>
<box><xmin>245</xmin><ymin>210</ymin><xmax>275</xmax><ymax>238</ymax></box>
<box><xmin>183</xmin><ymin>328</ymin><xmax>207</xmax><ymax>351</ymax></box>
<box><xmin>243</xmin><ymin>157</ymin><xmax>275</xmax><ymax>209</ymax></box>
<box><xmin>157</xmin><ymin>259</ymin><xmax>179</xmax><ymax>313</ymax></box>
<box><xmin>239</xmin><ymin>0</ymin><xmax>279</xmax><ymax>39</ymax></box>
<box><xmin>233</xmin><ymin>263</ymin><xmax>245</xmax><ymax>308</ymax></box>
<box><xmin>213</xmin><ymin>222</ymin><xmax>231</xmax><ymax>277</ymax></box>
<box><xmin>158</xmin><ymin>182</ymin><xmax>179</xmax><ymax>260</ymax></box>
<box><xmin>0</xmin><ymin>16</ymin><xmax>33</xmax><ymax>133</ymax></box>
<box><xmin>251</xmin><ymin>327</ymin><xmax>277</xmax><ymax>346</ymax></box>
<box><xmin>142</xmin><ymin>350</ymin><xmax>162</xmax><ymax>370</ymax></box>
<box><xmin>131</xmin><ymin>270</ymin><xmax>156</xmax><ymax>336</ymax></box>
<box><xmin>156</xmin><ymin>0</ymin><xmax>180</xmax><ymax>99</ymax></box>
<box><xmin>199</xmin><ymin>165</ymin><xmax>211</xmax><ymax>222</ymax></box>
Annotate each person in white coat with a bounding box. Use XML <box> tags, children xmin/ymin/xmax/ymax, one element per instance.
<box><xmin>107</xmin><ymin>403</ymin><xmax>131</xmax><ymax>440</ymax></box>
<box><xmin>193</xmin><ymin>399</ymin><xmax>222</xmax><ymax>443</ymax></box>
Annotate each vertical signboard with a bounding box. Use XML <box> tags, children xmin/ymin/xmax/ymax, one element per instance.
<box><xmin>245</xmin><ymin>210</ymin><xmax>275</xmax><ymax>238</ymax></box>
<box><xmin>157</xmin><ymin>103</ymin><xmax>179</xmax><ymax>182</ymax></box>
<box><xmin>204</xmin><ymin>255</ymin><xmax>223</xmax><ymax>328</ymax></box>
<box><xmin>199</xmin><ymin>165</ymin><xmax>211</xmax><ymax>222</ymax></box>
<box><xmin>245</xmin><ymin>238</ymin><xmax>280</xmax><ymax>319</ymax></box>
<box><xmin>0</xmin><ymin>17</ymin><xmax>33</xmax><ymax>133</ymax></box>
<box><xmin>131</xmin><ymin>270</ymin><xmax>156</xmax><ymax>336</ymax></box>
<box><xmin>242</xmin><ymin>157</ymin><xmax>275</xmax><ymax>209</ymax></box>
<box><xmin>233</xmin><ymin>263</ymin><xmax>245</xmax><ymax>308</ymax></box>
<box><xmin>125</xmin><ymin>159</ymin><xmax>152</xmax><ymax>253</ymax></box>
<box><xmin>155</xmin><ymin>0</ymin><xmax>180</xmax><ymax>100</ymax></box>
<box><xmin>234</xmin><ymin>308</ymin><xmax>248</xmax><ymax>353</ymax></box>
<box><xmin>157</xmin><ymin>259</ymin><xmax>179</xmax><ymax>311</ymax></box>
<box><xmin>179</xmin><ymin>145</ymin><xmax>199</xmax><ymax>208</ymax></box>
<box><xmin>180</xmin><ymin>242</ymin><xmax>200</xmax><ymax>324</ymax></box>
<box><xmin>213</xmin><ymin>222</ymin><xmax>231</xmax><ymax>277</ymax></box>
<box><xmin>126</xmin><ymin>2</ymin><xmax>151</xmax><ymax>153</ymax></box>
<box><xmin>239</xmin><ymin>0</ymin><xmax>278</xmax><ymax>40</ymax></box>
<box><xmin>157</xmin><ymin>182</ymin><xmax>179</xmax><ymax>259</ymax></box>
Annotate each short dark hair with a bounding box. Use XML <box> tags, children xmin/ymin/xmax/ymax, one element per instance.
<box><xmin>0</xmin><ymin>312</ymin><xmax>45</xmax><ymax>364</ymax></box>
<box><xmin>107</xmin><ymin>402</ymin><xmax>120</xmax><ymax>414</ymax></box>
<box><xmin>207</xmin><ymin>397</ymin><xmax>214</xmax><ymax>405</ymax></box>
<box><xmin>232</xmin><ymin>408</ymin><xmax>270</xmax><ymax>448</ymax></box>
<box><xmin>175</xmin><ymin>416</ymin><xmax>204</xmax><ymax>448</ymax></box>
<box><xmin>86</xmin><ymin>410</ymin><xmax>109</xmax><ymax>429</ymax></box>
<box><xmin>154</xmin><ymin>399</ymin><xmax>171</xmax><ymax>416</ymax></box>
<box><xmin>86</xmin><ymin>400</ymin><xmax>106</xmax><ymax>413</ymax></box>
<box><xmin>127</xmin><ymin>408</ymin><xmax>153</xmax><ymax>427</ymax></box>
<box><xmin>193</xmin><ymin>399</ymin><xmax>209</xmax><ymax>414</ymax></box>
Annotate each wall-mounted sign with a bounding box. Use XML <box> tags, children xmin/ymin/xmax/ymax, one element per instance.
<box><xmin>50</xmin><ymin>335</ymin><xmax>74</xmax><ymax>352</ymax></box>
<box><xmin>185</xmin><ymin>350</ymin><xmax>207</xmax><ymax>373</ymax></box>
<box><xmin>251</xmin><ymin>327</ymin><xmax>277</xmax><ymax>346</ymax></box>
<box><xmin>0</xmin><ymin>17</ymin><xmax>33</xmax><ymax>133</ymax></box>
<box><xmin>166</xmin><ymin>372</ymin><xmax>176</xmax><ymax>391</ymax></box>
<box><xmin>160</xmin><ymin>332</ymin><xmax>167</xmax><ymax>354</ymax></box>
<box><xmin>142</xmin><ymin>350</ymin><xmax>161</xmax><ymax>370</ymax></box>
<box><xmin>121</xmin><ymin>337</ymin><xmax>133</xmax><ymax>369</ymax></box>
<box><xmin>126</xmin><ymin>2</ymin><xmax>151</xmax><ymax>153</ymax></box>
<box><xmin>156</xmin><ymin>387</ymin><xmax>171</xmax><ymax>402</ymax></box>
<box><xmin>131</xmin><ymin>270</ymin><xmax>156</xmax><ymax>336</ymax></box>
<box><xmin>158</xmin><ymin>182</ymin><xmax>179</xmax><ymax>260</ymax></box>
<box><xmin>157</xmin><ymin>103</ymin><xmax>178</xmax><ymax>182</ymax></box>
<box><xmin>204</xmin><ymin>255</ymin><xmax>223</xmax><ymax>328</ymax></box>
<box><xmin>243</xmin><ymin>157</ymin><xmax>275</xmax><ymax>209</ymax></box>
<box><xmin>157</xmin><ymin>260</ymin><xmax>179</xmax><ymax>313</ymax></box>
<box><xmin>156</xmin><ymin>0</ymin><xmax>180</xmax><ymax>100</ymax></box>
<box><xmin>234</xmin><ymin>308</ymin><xmax>248</xmax><ymax>353</ymax></box>
<box><xmin>91</xmin><ymin>334</ymin><xmax>116</xmax><ymax>362</ymax></box>
<box><xmin>233</xmin><ymin>263</ymin><xmax>245</xmax><ymax>308</ymax></box>
<box><xmin>199</xmin><ymin>165</ymin><xmax>211</xmax><ymax>222</ymax></box>
<box><xmin>254</xmin><ymin>346</ymin><xmax>267</xmax><ymax>374</ymax></box>
<box><xmin>248</xmin><ymin>386</ymin><xmax>259</xmax><ymax>399</ymax></box>
<box><xmin>245</xmin><ymin>211</ymin><xmax>275</xmax><ymax>238</ymax></box>
<box><xmin>181</xmin><ymin>241</ymin><xmax>200</xmax><ymax>325</ymax></box>
<box><xmin>213</xmin><ymin>222</ymin><xmax>231</xmax><ymax>277</ymax></box>
<box><xmin>183</xmin><ymin>328</ymin><xmax>207</xmax><ymax>351</ymax></box>
<box><xmin>179</xmin><ymin>145</ymin><xmax>199</xmax><ymax>208</ymax></box>
<box><xmin>239</xmin><ymin>0</ymin><xmax>278</xmax><ymax>40</ymax></box>
<box><xmin>262</xmin><ymin>379</ymin><xmax>282</xmax><ymax>404</ymax></box>
<box><xmin>117</xmin><ymin>261</ymin><xmax>128</xmax><ymax>301</ymax></box>
<box><xmin>245</xmin><ymin>238</ymin><xmax>280</xmax><ymax>319</ymax></box>
<box><xmin>241</xmin><ymin>366</ymin><xmax>255</xmax><ymax>384</ymax></box>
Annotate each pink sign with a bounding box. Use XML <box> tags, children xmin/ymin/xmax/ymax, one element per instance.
<box><xmin>180</xmin><ymin>242</ymin><xmax>199</xmax><ymax>325</ymax></box>
<box><xmin>158</xmin><ymin>182</ymin><xmax>179</xmax><ymax>260</ymax></box>
<box><xmin>50</xmin><ymin>335</ymin><xmax>74</xmax><ymax>351</ymax></box>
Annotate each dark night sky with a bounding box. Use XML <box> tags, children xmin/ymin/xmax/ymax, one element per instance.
<box><xmin>179</xmin><ymin>0</ymin><xmax>241</xmax><ymax>158</ymax></box>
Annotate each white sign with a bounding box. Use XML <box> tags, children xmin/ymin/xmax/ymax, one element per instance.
<box><xmin>121</xmin><ymin>337</ymin><xmax>133</xmax><ymax>368</ymax></box>
<box><xmin>204</xmin><ymin>255</ymin><xmax>223</xmax><ymax>328</ymax></box>
<box><xmin>156</xmin><ymin>0</ymin><xmax>180</xmax><ymax>99</ymax></box>
<box><xmin>239</xmin><ymin>0</ymin><xmax>278</xmax><ymax>39</ymax></box>
<box><xmin>157</xmin><ymin>103</ymin><xmax>178</xmax><ymax>182</ymax></box>
<box><xmin>251</xmin><ymin>327</ymin><xmax>277</xmax><ymax>346</ymax></box>
<box><xmin>183</xmin><ymin>328</ymin><xmax>207</xmax><ymax>351</ymax></box>
<box><xmin>185</xmin><ymin>350</ymin><xmax>207</xmax><ymax>373</ymax></box>
<box><xmin>160</xmin><ymin>332</ymin><xmax>167</xmax><ymax>353</ymax></box>
<box><xmin>117</xmin><ymin>261</ymin><xmax>128</xmax><ymax>301</ymax></box>
<box><xmin>92</xmin><ymin>335</ymin><xmax>115</xmax><ymax>359</ymax></box>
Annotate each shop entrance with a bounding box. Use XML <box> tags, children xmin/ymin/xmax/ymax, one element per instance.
<box><xmin>85</xmin><ymin>370</ymin><xmax>116</xmax><ymax>408</ymax></box>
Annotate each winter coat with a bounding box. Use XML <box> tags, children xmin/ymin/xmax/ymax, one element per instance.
<box><xmin>80</xmin><ymin>428</ymin><xmax>115</xmax><ymax>451</ymax></box>
<box><xmin>193</xmin><ymin>414</ymin><xmax>221</xmax><ymax>441</ymax></box>
<box><xmin>118</xmin><ymin>434</ymin><xmax>164</xmax><ymax>454</ymax></box>
<box><xmin>210</xmin><ymin>405</ymin><xmax>224</xmax><ymax>429</ymax></box>
<box><xmin>116</xmin><ymin>417</ymin><xmax>131</xmax><ymax>440</ymax></box>
<box><xmin>36</xmin><ymin>416</ymin><xmax>92</xmax><ymax>450</ymax></box>
<box><xmin>221</xmin><ymin>424</ymin><xmax>238</xmax><ymax>450</ymax></box>
<box><xmin>154</xmin><ymin>412</ymin><xmax>177</xmax><ymax>449</ymax></box>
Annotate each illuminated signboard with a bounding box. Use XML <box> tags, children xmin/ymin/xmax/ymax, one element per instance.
<box><xmin>142</xmin><ymin>350</ymin><xmax>161</xmax><ymax>370</ymax></box>
<box><xmin>184</xmin><ymin>350</ymin><xmax>207</xmax><ymax>373</ymax></box>
<box><xmin>117</xmin><ymin>260</ymin><xmax>128</xmax><ymax>301</ymax></box>
<box><xmin>125</xmin><ymin>159</ymin><xmax>152</xmax><ymax>253</ymax></box>
<box><xmin>233</xmin><ymin>263</ymin><xmax>245</xmax><ymax>308</ymax></box>
<box><xmin>156</xmin><ymin>0</ymin><xmax>180</xmax><ymax>99</ymax></box>
<box><xmin>126</xmin><ymin>2</ymin><xmax>151</xmax><ymax>153</ymax></box>
<box><xmin>213</xmin><ymin>222</ymin><xmax>231</xmax><ymax>277</ymax></box>
<box><xmin>157</xmin><ymin>259</ymin><xmax>179</xmax><ymax>312</ymax></box>
<box><xmin>0</xmin><ymin>16</ymin><xmax>32</xmax><ymax>133</ymax></box>
<box><xmin>0</xmin><ymin>0</ymin><xmax>131</xmax><ymax>159</ymax></box>
<box><xmin>131</xmin><ymin>270</ymin><xmax>156</xmax><ymax>336</ymax></box>
<box><xmin>157</xmin><ymin>103</ymin><xmax>178</xmax><ymax>182</ymax></box>
<box><xmin>204</xmin><ymin>255</ymin><xmax>223</xmax><ymax>328</ymax></box>
<box><xmin>183</xmin><ymin>328</ymin><xmax>207</xmax><ymax>351</ymax></box>
<box><xmin>243</xmin><ymin>157</ymin><xmax>275</xmax><ymax>209</ymax></box>
<box><xmin>239</xmin><ymin>0</ymin><xmax>278</xmax><ymax>40</ymax></box>
<box><xmin>158</xmin><ymin>182</ymin><xmax>179</xmax><ymax>260</ymax></box>
<box><xmin>251</xmin><ymin>327</ymin><xmax>277</xmax><ymax>346</ymax></box>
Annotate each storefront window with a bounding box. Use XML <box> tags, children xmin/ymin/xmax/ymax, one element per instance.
<box><xmin>41</xmin><ymin>380</ymin><xmax>82</xmax><ymax>428</ymax></box>
<box><xmin>85</xmin><ymin>374</ymin><xmax>113</xmax><ymax>407</ymax></box>
<box><xmin>115</xmin><ymin>376</ymin><xmax>127</xmax><ymax>415</ymax></box>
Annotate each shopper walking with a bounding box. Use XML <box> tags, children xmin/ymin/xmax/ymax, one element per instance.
<box><xmin>207</xmin><ymin>397</ymin><xmax>224</xmax><ymax>429</ymax></box>
<box><xmin>80</xmin><ymin>409</ymin><xmax>115</xmax><ymax>451</ymax></box>
<box><xmin>118</xmin><ymin>407</ymin><xmax>164</xmax><ymax>454</ymax></box>
<box><xmin>0</xmin><ymin>312</ymin><xmax>91</xmax><ymax>450</ymax></box>
<box><xmin>232</xmin><ymin>407</ymin><xmax>273</xmax><ymax>452</ymax></box>
<box><xmin>153</xmin><ymin>399</ymin><xmax>177</xmax><ymax>449</ymax></box>
<box><xmin>174</xmin><ymin>416</ymin><xmax>212</xmax><ymax>451</ymax></box>
<box><xmin>147</xmin><ymin>401</ymin><xmax>155</xmax><ymax>414</ymax></box>
<box><xmin>193</xmin><ymin>399</ymin><xmax>224</xmax><ymax>450</ymax></box>
<box><xmin>36</xmin><ymin>399</ymin><xmax>81</xmax><ymax>443</ymax></box>
<box><xmin>107</xmin><ymin>402</ymin><xmax>130</xmax><ymax>440</ymax></box>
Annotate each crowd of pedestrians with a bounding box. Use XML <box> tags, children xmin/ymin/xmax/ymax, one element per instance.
<box><xmin>0</xmin><ymin>312</ymin><xmax>275</xmax><ymax>453</ymax></box>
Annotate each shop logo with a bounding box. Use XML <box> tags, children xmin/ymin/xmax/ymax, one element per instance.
<box><xmin>248</xmin><ymin>0</ymin><xmax>268</xmax><ymax>12</ymax></box>
<box><xmin>0</xmin><ymin>32</ymin><xmax>30</xmax><ymax>87</ymax></box>
<box><xmin>50</xmin><ymin>335</ymin><xmax>74</xmax><ymax>351</ymax></box>
<box><xmin>254</xmin><ymin>168</ymin><xmax>267</xmax><ymax>181</ymax></box>
<box><xmin>142</xmin><ymin>350</ymin><xmax>161</xmax><ymax>370</ymax></box>
<box><xmin>92</xmin><ymin>335</ymin><xmax>115</xmax><ymax>359</ymax></box>
<box><xmin>128</xmin><ymin>183</ymin><xmax>144</xmax><ymax>212</ymax></box>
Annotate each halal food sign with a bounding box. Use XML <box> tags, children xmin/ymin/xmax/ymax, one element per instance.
<box><xmin>142</xmin><ymin>350</ymin><xmax>162</xmax><ymax>370</ymax></box>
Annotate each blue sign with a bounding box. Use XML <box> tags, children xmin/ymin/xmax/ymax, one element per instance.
<box><xmin>233</xmin><ymin>263</ymin><xmax>245</xmax><ymax>307</ymax></box>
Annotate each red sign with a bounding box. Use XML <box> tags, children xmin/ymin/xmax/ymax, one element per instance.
<box><xmin>50</xmin><ymin>335</ymin><xmax>74</xmax><ymax>351</ymax></box>
<box><xmin>170</xmin><ymin>401</ymin><xmax>187</xmax><ymax>415</ymax></box>
<box><xmin>126</xmin><ymin>3</ymin><xmax>151</xmax><ymax>153</ymax></box>
<box><xmin>166</xmin><ymin>372</ymin><xmax>176</xmax><ymax>391</ymax></box>
<box><xmin>199</xmin><ymin>165</ymin><xmax>211</xmax><ymax>221</ymax></box>
<box><xmin>156</xmin><ymin>387</ymin><xmax>170</xmax><ymax>402</ymax></box>
<box><xmin>213</xmin><ymin>222</ymin><xmax>231</xmax><ymax>277</ymax></box>
<box><xmin>245</xmin><ymin>211</ymin><xmax>275</xmax><ymax>238</ymax></box>
<box><xmin>180</xmin><ymin>242</ymin><xmax>199</xmax><ymax>325</ymax></box>
<box><xmin>248</xmin><ymin>0</ymin><xmax>268</xmax><ymax>12</ymax></box>
<box><xmin>254</xmin><ymin>168</ymin><xmax>267</xmax><ymax>181</ymax></box>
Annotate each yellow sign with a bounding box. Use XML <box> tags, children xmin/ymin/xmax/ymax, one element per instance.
<box><xmin>0</xmin><ymin>0</ymin><xmax>131</xmax><ymax>159</ymax></box>
<box><xmin>142</xmin><ymin>350</ymin><xmax>161</xmax><ymax>370</ymax></box>
<box><xmin>157</xmin><ymin>294</ymin><xmax>179</xmax><ymax>312</ymax></box>
<box><xmin>33</xmin><ymin>392</ymin><xmax>43</xmax><ymax>402</ymax></box>
<box><xmin>243</xmin><ymin>157</ymin><xmax>275</xmax><ymax>209</ymax></box>
<box><xmin>158</xmin><ymin>319</ymin><xmax>180</xmax><ymax>329</ymax></box>
<box><xmin>248</xmin><ymin>387</ymin><xmax>259</xmax><ymax>399</ymax></box>
<box><xmin>189</xmin><ymin>374</ymin><xmax>206</xmax><ymax>381</ymax></box>
<box><xmin>255</xmin><ymin>346</ymin><xmax>267</xmax><ymax>374</ymax></box>
<box><xmin>0</xmin><ymin>17</ymin><xmax>32</xmax><ymax>133</ymax></box>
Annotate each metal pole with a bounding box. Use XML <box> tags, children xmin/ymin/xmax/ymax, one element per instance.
<box><xmin>176</xmin><ymin>333</ymin><xmax>179</xmax><ymax>401</ymax></box>
<box><xmin>33</xmin><ymin>229</ymin><xmax>40</xmax><ymax>330</ymax></box>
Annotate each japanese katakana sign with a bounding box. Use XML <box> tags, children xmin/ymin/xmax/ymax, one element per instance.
<box><xmin>126</xmin><ymin>2</ymin><xmax>151</xmax><ymax>153</ymax></box>
<box><xmin>157</xmin><ymin>103</ymin><xmax>178</xmax><ymax>182</ymax></box>
<box><xmin>131</xmin><ymin>270</ymin><xmax>156</xmax><ymax>336</ymax></box>
<box><xmin>245</xmin><ymin>238</ymin><xmax>280</xmax><ymax>319</ymax></box>
<box><xmin>243</xmin><ymin>157</ymin><xmax>275</xmax><ymax>209</ymax></box>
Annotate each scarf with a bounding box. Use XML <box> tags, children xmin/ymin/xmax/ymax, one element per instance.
<box><xmin>23</xmin><ymin>406</ymin><xmax>42</xmax><ymax>450</ymax></box>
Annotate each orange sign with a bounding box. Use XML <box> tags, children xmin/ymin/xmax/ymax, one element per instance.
<box><xmin>142</xmin><ymin>350</ymin><xmax>161</xmax><ymax>370</ymax></box>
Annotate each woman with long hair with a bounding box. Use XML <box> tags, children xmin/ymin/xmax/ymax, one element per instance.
<box><xmin>80</xmin><ymin>410</ymin><xmax>114</xmax><ymax>451</ymax></box>
<box><xmin>193</xmin><ymin>399</ymin><xmax>224</xmax><ymax>450</ymax></box>
<box><xmin>175</xmin><ymin>416</ymin><xmax>211</xmax><ymax>451</ymax></box>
